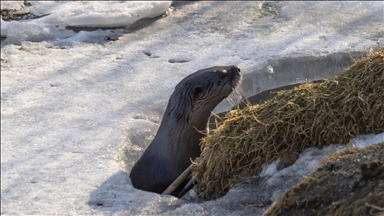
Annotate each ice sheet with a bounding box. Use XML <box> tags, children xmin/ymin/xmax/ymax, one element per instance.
<box><xmin>1</xmin><ymin>1</ymin><xmax>383</xmax><ymax>215</ymax></box>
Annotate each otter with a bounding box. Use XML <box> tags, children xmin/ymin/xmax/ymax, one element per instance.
<box><xmin>130</xmin><ymin>65</ymin><xmax>242</xmax><ymax>195</ymax></box>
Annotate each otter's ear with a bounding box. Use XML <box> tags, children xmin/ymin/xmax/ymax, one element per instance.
<box><xmin>194</xmin><ymin>86</ymin><xmax>203</xmax><ymax>98</ymax></box>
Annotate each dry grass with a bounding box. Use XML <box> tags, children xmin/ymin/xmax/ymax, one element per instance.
<box><xmin>192</xmin><ymin>47</ymin><xmax>384</xmax><ymax>199</ymax></box>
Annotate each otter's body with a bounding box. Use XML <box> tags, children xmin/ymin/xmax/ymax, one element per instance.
<box><xmin>130</xmin><ymin>66</ymin><xmax>241</xmax><ymax>194</ymax></box>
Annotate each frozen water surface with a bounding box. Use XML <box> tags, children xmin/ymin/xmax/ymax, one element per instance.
<box><xmin>1</xmin><ymin>1</ymin><xmax>383</xmax><ymax>215</ymax></box>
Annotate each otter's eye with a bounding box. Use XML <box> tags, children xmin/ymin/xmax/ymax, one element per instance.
<box><xmin>194</xmin><ymin>86</ymin><xmax>203</xmax><ymax>97</ymax></box>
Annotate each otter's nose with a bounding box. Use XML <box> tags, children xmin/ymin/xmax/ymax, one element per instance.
<box><xmin>228</xmin><ymin>65</ymin><xmax>242</xmax><ymax>85</ymax></box>
<box><xmin>229</xmin><ymin>65</ymin><xmax>240</xmax><ymax>73</ymax></box>
<box><xmin>228</xmin><ymin>65</ymin><xmax>241</xmax><ymax>75</ymax></box>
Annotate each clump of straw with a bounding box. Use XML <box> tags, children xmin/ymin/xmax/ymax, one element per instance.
<box><xmin>192</xmin><ymin>47</ymin><xmax>384</xmax><ymax>199</ymax></box>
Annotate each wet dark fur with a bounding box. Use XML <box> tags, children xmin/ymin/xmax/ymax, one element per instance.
<box><xmin>130</xmin><ymin>66</ymin><xmax>241</xmax><ymax>194</ymax></box>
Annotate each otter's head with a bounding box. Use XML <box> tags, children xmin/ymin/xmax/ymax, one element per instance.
<box><xmin>167</xmin><ymin>65</ymin><xmax>241</xmax><ymax>125</ymax></box>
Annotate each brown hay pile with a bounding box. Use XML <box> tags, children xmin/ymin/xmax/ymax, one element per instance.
<box><xmin>263</xmin><ymin>142</ymin><xmax>384</xmax><ymax>216</ymax></box>
<box><xmin>192</xmin><ymin>47</ymin><xmax>384</xmax><ymax>199</ymax></box>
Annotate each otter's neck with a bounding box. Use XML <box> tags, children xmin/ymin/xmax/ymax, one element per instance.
<box><xmin>152</xmin><ymin>109</ymin><xmax>211</xmax><ymax>170</ymax></box>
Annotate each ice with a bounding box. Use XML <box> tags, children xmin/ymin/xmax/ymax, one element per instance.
<box><xmin>29</xmin><ymin>1</ymin><xmax>172</xmax><ymax>27</ymax></box>
<box><xmin>1</xmin><ymin>1</ymin><xmax>383</xmax><ymax>215</ymax></box>
<box><xmin>1</xmin><ymin>1</ymin><xmax>171</xmax><ymax>43</ymax></box>
<box><xmin>259</xmin><ymin>133</ymin><xmax>384</xmax><ymax>202</ymax></box>
<box><xmin>261</xmin><ymin>133</ymin><xmax>384</xmax><ymax>181</ymax></box>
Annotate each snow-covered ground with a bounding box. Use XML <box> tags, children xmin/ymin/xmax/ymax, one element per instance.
<box><xmin>1</xmin><ymin>1</ymin><xmax>383</xmax><ymax>215</ymax></box>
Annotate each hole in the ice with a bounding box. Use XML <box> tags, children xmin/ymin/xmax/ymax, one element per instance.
<box><xmin>168</xmin><ymin>59</ymin><xmax>190</xmax><ymax>63</ymax></box>
<box><xmin>143</xmin><ymin>50</ymin><xmax>159</xmax><ymax>58</ymax></box>
<box><xmin>105</xmin><ymin>35</ymin><xmax>119</xmax><ymax>41</ymax></box>
<box><xmin>143</xmin><ymin>50</ymin><xmax>152</xmax><ymax>56</ymax></box>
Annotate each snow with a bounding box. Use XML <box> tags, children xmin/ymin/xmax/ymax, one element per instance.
<box><xmin>1</xmin><ymin>1</ymin><xmax>383</xmax><ymax>215</ymax></box>
<box><xmin>262</xmin><ymin>133</ymin><xmax>384</xmax><ymax>178</ymax></box>
<box><xmin>1</xmin><ymin>1</ymin><xmax>172</xmax><ymax>43</ymax></box>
